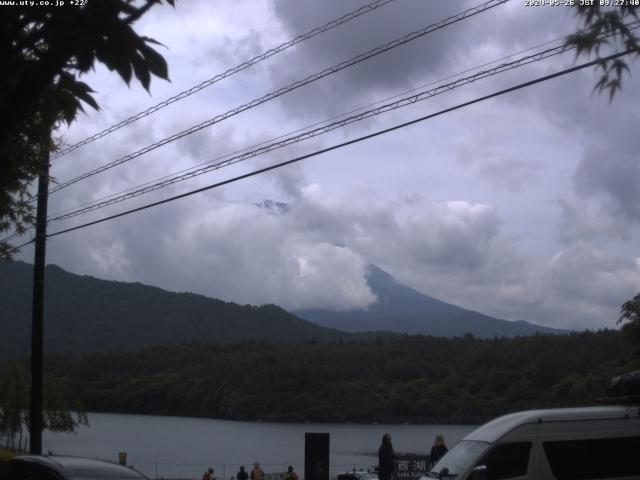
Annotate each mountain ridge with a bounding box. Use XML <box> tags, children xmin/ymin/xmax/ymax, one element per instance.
<box><xmin>0</xmin><ymin>261</ymin><xmax>560</xmax><ymax>357</ymax></box>
<box><xmin>294</xmin><ymin>264</ymin><xmax>562</xmax><ymax>338</ymax></box>
<box><xmin>0</xmin><ymin>261</ymin><xmax>350</xmax><ymax>356</ymax></box>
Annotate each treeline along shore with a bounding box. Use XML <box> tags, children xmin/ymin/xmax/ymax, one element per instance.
<box><xmin>3</xmin><ymin>330</ymin><xmax>638</xmax><ymax>425</ymax></box>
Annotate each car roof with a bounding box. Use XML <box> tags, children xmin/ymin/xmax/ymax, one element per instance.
<box><xmin>463</xmin><ymin>405</ymin><xmax>640</xmax><ymax>443</ymax></box>
<box><xmin>11</xmin><ymin>455</ymin><xmax>148</xmax><ymax>479</ymax></box>
<box><xmin>336</xmin><ymin>473</ymin><xmax>377</xmax><ymax>480</ymax></box>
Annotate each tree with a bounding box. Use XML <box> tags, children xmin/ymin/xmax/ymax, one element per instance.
<box><xmin>0</xmin><ymin>364</ymin><xmax>87</xmax><ymax>451</ymax></box>
<box><xmin>0</xmin><ymin>365</ymin><xmax>28</xmax><ymax>450</ymax></box>
<box><xmin>618</xmin><ymin>292</ymin><xmax>640</xmax><ymax>344</ymax></box>
<box><xmin>565</xmin><ymin>5</ymin><xmax>640</xmax><ymax>100</ymax></box>
<box><xmin>620</xmin><ymin>292</ymin><xmax>640</xmax><ymax>325</ymax></box>
<box><xmin>0</xmin><ymin>0</ymin><xmax>175</xmax><ymax>259</ymax></box>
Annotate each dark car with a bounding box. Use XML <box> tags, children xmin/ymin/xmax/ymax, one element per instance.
<box><xmin>336</xmin><ymin>471</ymin><xmax>378</xmax><ymax>480</ymax></box>
<box><xmin>5</xmin><ymin>455</ymin><xmax>149</xmax><ymax>480</ymax></box>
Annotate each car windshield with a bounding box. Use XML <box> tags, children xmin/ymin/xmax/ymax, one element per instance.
<box><xmin>71</xmin><ymin>475</ymin><xmax>146</xmax><ymax>480</ymax></box>
<box><xmin>358</xmin><ymin>474</ymin><xmax>378</xmax><ymax>480</ymax></box>
<box><xmin>426</xmin><ymin>440</ymin><xmax>489</xmax><ymax>478</ymax></box>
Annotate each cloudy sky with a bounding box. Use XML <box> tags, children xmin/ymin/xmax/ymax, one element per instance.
<box><xmin>14</xmin><ymin>0</ymin><xmax>640</xmax><ymax>330</ymax></box>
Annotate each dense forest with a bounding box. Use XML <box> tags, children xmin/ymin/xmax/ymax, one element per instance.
<box><xmin>0</xmin><ymin>261</ymin><xmax>558</xmax><ymax>357</ymax></box>
<box><xmin>3</xmin><ymin>330</ymin><xmax>636</xmax><ymax>425</ymax></box>
<box><xmin>0</xmin><ymin>261</ymin><xmax>352</xmax><ymax>356</ymax></box>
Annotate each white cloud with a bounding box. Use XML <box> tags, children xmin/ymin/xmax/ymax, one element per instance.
<box><xmin>11</xmin><ymin>0</ymin><xmax>640</xmax><ymax>332</ymax></box>
<box><xmin>392</xmin><ymin>201</ymin><xmax>501</xmax><ymax>270</ymax></box>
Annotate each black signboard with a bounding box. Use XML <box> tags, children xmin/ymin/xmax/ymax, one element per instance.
<box><xmin>305</xmin><ymin>432</ymin><xmax>330</xmax><ymax>480</ymax></box>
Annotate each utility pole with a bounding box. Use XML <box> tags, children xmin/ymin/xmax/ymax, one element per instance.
<box><xmin>30</xmin><ymin>152</ymin><xmax>49</xmax><ymax>455</ymax></box>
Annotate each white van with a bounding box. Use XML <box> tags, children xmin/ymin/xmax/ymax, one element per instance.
<box><xmin>424</xmin><ymin>405</ymin><xmax>640</xmax><ymax>480</ymax></box>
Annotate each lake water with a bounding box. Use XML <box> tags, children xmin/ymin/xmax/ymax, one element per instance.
<box><xmin>42</xmin><ymin>413</ymin><xmax>475</xmax><ymax>480</ymax></box>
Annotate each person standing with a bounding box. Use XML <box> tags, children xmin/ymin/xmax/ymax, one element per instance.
<box><xmin>378</xmin><ymin>433</ymin><xmax>395</xmax><ymax>480</ymax></box>
<box><xmin>429</xmin><ymin>434</ymin><xmax>448</xmax><ymax>467</ymax></box>
<box><xmin>237</xmin><ymin>466</ymin><xmax>249</xmax><ymax>480</ymax></box>
<box><xmin>284</xmin><ymin>465</ymin><xmax>298</xmax><ymax>480</ymax></box>
<box><xmin>250</xmin><ymin>462</ymin><xmax>265</xmax><ymax>480</ymax></box>
<box><xmin>203</xmin><ymin>468</ymin><xmax>216</xmax><ymax>480</ymax></box>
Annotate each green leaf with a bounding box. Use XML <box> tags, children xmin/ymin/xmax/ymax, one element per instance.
<box><xmin>592</xmin><ymin>75</ymin><xmax>608</xmax><ymax>95</ymax></box>
<box><xmin>114</xmin><ymin>56</ymin><xmax>133</xmax><ymax>85</ymax></box>
<box><xmin>131</xmin><ymin>53</ymin><xmax>151</xmax><ymax>91</ymax></box>
<box><xmin>140</xmin><ymin>35</ymin><xmax>166</xmax><ymax>47</ymax></box>
<box><xmin>140</xmin><ymin>43</ymin><xmax>169</xmax><ymax>82</ymax></box>
<box><xmin>606</xmin><ymin>78</ymin><xmax>621</xmax><ymax>102</ymax></box>
<box><xmin>75</xmin><ymin>49</ymin><xmax>95</xmax><ymax>71</ymax></box>
<box><xmin>612</xmin><ymin>59</ymin><xmax>630</xmax><ymax>79</ymax></box>
<box><xmin>73</xmin><ymin>82</ymin><xmax>100</xmax><ymax>111</ymax></box>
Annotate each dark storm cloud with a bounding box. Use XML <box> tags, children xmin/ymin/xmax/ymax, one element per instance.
<box><xmin>397</xmin><ymin>201</ymin><xmax>501</xmax><ymax>270</ymax></box>
<box><xmin>267</xmin><ymin>0</ymin><xmax>574</xmax><ymax>119</ymax></box>
<box><xmin>472</xmin><ymin>151</ymin><xmax>541</xmax><ymax>193</ymax></box>
<box><xmin>557</xmin><ymin>197</ymin><xmax>628</xmax><ymax>244</ymax></box>
<box><xmin>211</xmin><ymin>29</ymin><xmax>266</xmax><ymax>69</ymax></box>
<box><xmin>540</xmin><ymin>245</ymin><xmax>640</xmax><ymax>319</ymax></box>
<box><xmin>45</xmin><ymin>196</ymin><xmax>379</xmax><ymax>312</ymax></box>
<box><xmin>16</xmin><ymin>0</ymin><xmax>637</xmax><ymax>330</ymax></box>
<box><xmin>268</xmin><ymin>0</ymin><xmax>473</xmax><ymax>118</ymax></box>
<box><xmin>540</xmin><ymin>71</ymin><xmax>640</xmax><ymax>242</ymax></box>
<box><xmin>574</xmin><ymin>129</ymin><xmax>640</xmax><ymax>224</ymax></box>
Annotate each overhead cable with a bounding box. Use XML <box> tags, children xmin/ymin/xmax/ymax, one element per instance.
<box><xmin>14</xmin><ymin>48</ymin><xmax>626</xmax><ymax>246</ymax></box>
<box><xmin>47</xmin><ymin>42</ymin><xmax>570</xmax><ymax>223</ymax></box>
<box><xmin>41</xmin><ymin>19</ymin><xmax>640</xmax><ymax>219</ymax></box>
<box><xmin>47</xmin><ymin>0</ymin><xmax>509</xmax><ymax>196</ymax></box>
<box><xmin>4</xmin><ymin>22</ymin><xmax>635</xmax><ymax>245</ymax></box>
<box><xmin>51</xmin><ymin>0</ymin><xmax>398</xmax><ymax>160</ymax></box>
<box><xmin>43</xmin><ymin>30</ymin><xmax>593</xmax><ymax>220</ymax></box>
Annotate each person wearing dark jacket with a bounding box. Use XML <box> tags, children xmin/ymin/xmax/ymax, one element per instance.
<box><xmin>378</xmin><ymin>433</ymin><xmax>395</xmax><ymax>480</ymax></box>
<box><xmin>429</xmin><ymin>434</ymin><xmax>448</xmax><ymax>467</ymax></box>
<box><xmin>237</xmin><ymin>466</ymin><xmax>249</xmax><ymax>480</ymax></box>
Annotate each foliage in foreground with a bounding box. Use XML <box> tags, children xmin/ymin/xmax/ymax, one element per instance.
<box><xmin>0</xmin><ymin>364</ymin><xmax>88</xmax><ymax>450</ymax></box>
<box><xmin>566</xmin><ymin>5</ymin><xmax>639</xmax><ymax>100</ymax></box>
<box><xmin>0</xmin><ymin>1</ymin><xmax>175</xmax><ymax>259</ymax></box>
<box><xmin>618</xmin><ymin>292</ymin><xmax>640</xmax><ymax>343</ymax></box>
<box><xmin>8</xmin><ymin>330</ymin><xmax>636</xmax><ymax>425</ymax></box>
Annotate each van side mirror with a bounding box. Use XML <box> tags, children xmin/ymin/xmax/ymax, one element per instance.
<box><xmin>469</xmin><ymin>465</ymin><xmax>487</xmax><ymax>480</ymax></box>
<box><xmin>438</xmin><ymin>467</ymin><xmax>449</xmax><ymax>480</ymax></box>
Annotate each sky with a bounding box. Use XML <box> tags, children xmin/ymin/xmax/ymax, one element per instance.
<box><xmin>14</xmin><ymin>0</ymin><xmax>640</xmax><ymax>331</ymax></box>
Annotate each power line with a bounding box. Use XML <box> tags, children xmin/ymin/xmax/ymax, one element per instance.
<box><xmin>0</xmin><ymin>32</ymin><xmax>578</xmax><ymax>243</ymax></box>
<box><xmin>43</xmin><ymin>29</ymin><xmax>591</xmax><ymax>221</ymax></box>
<box><xmin>14</xmin><ymin>48</ymin><xmax>624</xmax><ymax>247</ymax></box>
<box><xmin>50</xmin><ymin>0</ymin><xmax>398</xmax><ymax>160</ymax></box>
<box><xmin>38</xmin><ymin>19</ymin><xmax>640</xmax><ymax>222</ymax></box>
<box><xmin>47</xmin><ymin>42</ymin><xmax>570</xmax><ymax>223</ymax></box>
<box><xmin>47</xmin><ymin>0</ymin><xmax>509</xmax><ymax>196</ymax></box>
<box><xmin>53</xmin><ymin>16</ymin><xmax>639</xmax><ymax>223</ymax></box>
<box><xmin>2</xmin><ymin>230</ymin><xmax>21</xmax><ymax>242</ymax></box>
<box><xmin>3</xmin><ymin>23</ymin><xmax>635</xmax><ymax>245</ymax></box>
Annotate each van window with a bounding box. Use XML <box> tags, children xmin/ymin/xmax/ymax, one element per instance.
<box><xmin>476</xmin><ymin>442</ymin><xmax>532</xmax><ymax>480</ymax></box>
<box><xmin>543</xmin><ymin>436</ymin><xmax>640</xmax><ymax>479</ymax></box>
<box><xmin>428</xmin><ymin>440</ymin><xmax>489</xmax><ymax>478</ymax></box>
<box><xmin>7</xmin><ymin>462</ymin><xmax>63</xmax><ymax>480</ymax></box>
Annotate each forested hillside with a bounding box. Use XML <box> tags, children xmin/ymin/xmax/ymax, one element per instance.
<box><xmin>0</xmin><ymin>261</ymin><xmax>350</xmax><ymax>355</ymax></box>
<box><xmin>1</xmin><ymin>262</ymin><xmax>561</xmax><ymax>359</ymax></box>
<box><xmin>25</xmin><ymin>330</ymin><xmax>640</xmax><ymax>424</ymax></box>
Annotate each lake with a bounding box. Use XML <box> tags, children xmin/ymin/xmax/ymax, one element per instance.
<box><xmin>42</xmin><ymin>413</ymin><xmax>475</xmax><ymax>480</ymax></box>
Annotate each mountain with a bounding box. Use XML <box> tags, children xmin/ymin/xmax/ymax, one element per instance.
<box><xmin>294</xmin><ymin>265</ymin><xmax>562</xmax><ymax>338</ymax></box>
<box><xmin>252</xmin><ymin>199</ymin><xmax>289</xmax><ymax>214</ymax></box>
<box><xmin>0</xmin><ymin>261</ymin><xmax>350</xmax><ymax>356</ymax></box>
